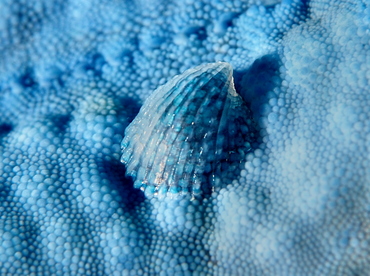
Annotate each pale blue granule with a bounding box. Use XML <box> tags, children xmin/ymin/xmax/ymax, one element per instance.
<box><xmin>0</xmin><ymin>0</ymin><xmax>369</xmax><ymax>275</ymax></box>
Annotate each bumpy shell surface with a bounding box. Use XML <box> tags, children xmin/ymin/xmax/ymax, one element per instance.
<box><xmin>121</xmin><ymin>62</ymin><xmax>257</xmax><ymax>198</ymax></box>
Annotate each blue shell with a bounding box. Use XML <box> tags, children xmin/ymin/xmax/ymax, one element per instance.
<box><xmin>121</xmin><ymin>62</ymin><xmax>257</xmax><ymax>198</ymax></box>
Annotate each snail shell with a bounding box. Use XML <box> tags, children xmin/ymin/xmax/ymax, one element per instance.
<box><xmin>121</xmin><ymin>62</ymin><xmax>257</xmax><ymax>198</ymax></box>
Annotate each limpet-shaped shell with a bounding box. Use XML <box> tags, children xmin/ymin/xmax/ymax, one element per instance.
<box><xmin>121</xmin><ymin>62</ymin><xmax>257</xmax><ymax>198</ymax></box>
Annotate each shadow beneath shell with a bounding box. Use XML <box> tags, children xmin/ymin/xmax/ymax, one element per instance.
<box><xmin>98</xmin><ymin>158</ymin><xmax>145</xmax><ymax>210</ymax></box>
<box><xmin>233</xmin><ymin>53</ymin><xmax>282</xmax><ymax>127</ymax></box>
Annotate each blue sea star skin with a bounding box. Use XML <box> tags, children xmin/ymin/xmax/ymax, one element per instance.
<box><xmin>0</xmin><ymin>0</ymin><xmax>369</xmax><ymax>275</ymax></box>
